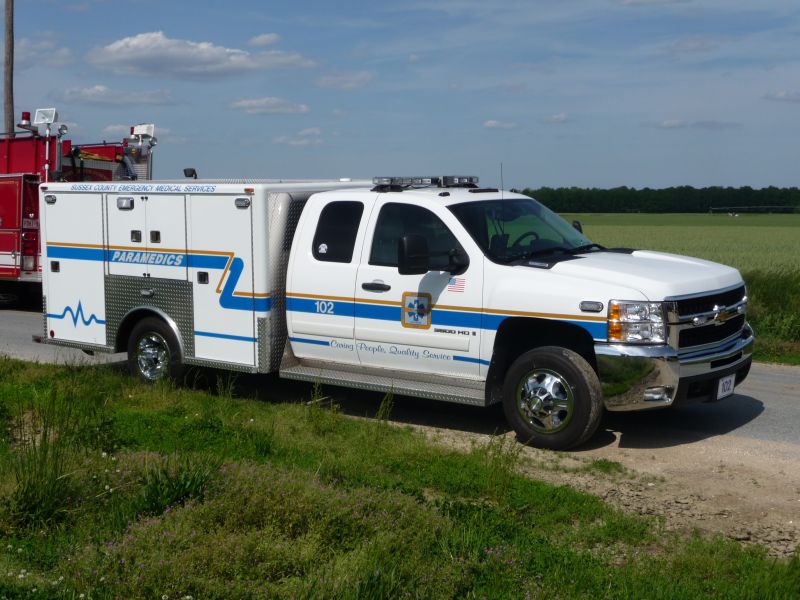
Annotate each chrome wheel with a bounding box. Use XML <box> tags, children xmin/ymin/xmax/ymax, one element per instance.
<box><xmin>136</xmin><ymin>332</ymin><xmax>170</xmax><ymax>381</ymax></box>
<box><xmin>516</xmin><ymin>369</ymin><xmax>574</xmax><ymax>434</ymax></box>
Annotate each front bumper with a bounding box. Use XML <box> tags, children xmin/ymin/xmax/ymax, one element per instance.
<box><xmin>596</xmin><ymin>323</ymin><xmax>754</xmax><ymax>412</ymax></box>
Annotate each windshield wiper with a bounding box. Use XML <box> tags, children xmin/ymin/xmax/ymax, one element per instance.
<box><xmin>507</xmin><ymin>243</ymin><xmax>606</xmax><ymax>263</ymax></box>
<box><xmin>508</xmin><ymin>246</ymin><xmax>572</xmax><ymax>262</ymax></box>
<box><xmin>568</xmin><ymin>243</ymin><xmax>606</xmax><ymax>254</ymax></box>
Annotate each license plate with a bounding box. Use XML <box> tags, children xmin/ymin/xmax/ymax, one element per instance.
<box><xmin>717</xmin><ymin>374</ymin><xmax>736</xmax><ymax>399</ymax></box>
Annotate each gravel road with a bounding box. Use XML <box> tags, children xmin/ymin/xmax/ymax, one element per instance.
<box><xmin>2</xmin><ymin>306</ymin><xmax>798</xmax><ymax>556</ymax></box>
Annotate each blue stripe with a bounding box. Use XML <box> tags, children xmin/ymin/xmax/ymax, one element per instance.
<box><xmin>433</xmin><ymin>309</ymin><xmax>484</xmax><ymax>329</ymax></box>
<box><xmin>218</xmin><ymin>258</ymin><xmax>270</xmax><ymax>312</ymax></box>
<box><xmin>187</xmin><ymin>254</ymin><xmax>229</xmax><ymax>269</ymax></box>
<box><xmin>286</xmin><ymin>297</ymin><xmax>606</xmax><ymax>340</ymax></box>
<box><xmin>453</xmin><ymin>355</ymin><xmax>491</xmax><ymax>366</ymax></box>
<box><xmin>195</xmin><ymin>330</ymin><xmax>257</xmax><ymax>343</ymax></box>
<box><xmin>287</xmin><ymin>297</ymin><xmax>355</xmax><ymax>317</ymax></box>
<box><xmin>47</xmin><ymin>245</ymin><xmax>105</xmax><ymax>261</ymax></box>
<box><xmin>355</xmin><ymin>302</ymin><xmax>399</xmax><ymax>321</ymax></box>
<box><xmin>289</xmin><ymin>336</ymin><xmax>331</xmax><ymax>347</ymax></box>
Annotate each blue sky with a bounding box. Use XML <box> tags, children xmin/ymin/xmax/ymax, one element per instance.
<box><xmin>6</xmin><ymin>0</ymin><xmax>800</xmax><ymax>188</ymax></box>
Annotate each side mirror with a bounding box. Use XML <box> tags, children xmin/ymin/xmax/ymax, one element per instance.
<box><xmin>448</xmin><ymin>248</ymin><xmax>469</xmax><ymax>275</ymax></box>
<box><xmin>398</xmin><ymin>234</ymin><xmax>429</xmax><ymax>275</ymax></box>
<box><xmin>572</xmin><ymin>220</ymin><xmax>583</xmax><ymax>234</ymax></box>
<box><xmin>183</xmin><ymin>167</ymin><xmax>198</xmax><ymax>179</ymax></box>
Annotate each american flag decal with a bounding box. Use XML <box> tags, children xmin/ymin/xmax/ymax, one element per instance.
<box><xmin>447</xmin><ymin>277</ymin><xmax>465</xmax><ymax>292</ymax></box>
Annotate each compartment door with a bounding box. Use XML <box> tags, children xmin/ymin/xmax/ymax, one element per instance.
<box><xmin>188</xmin><ymin>194</ymin><xmax>256</xmax><ymax>366</ymax></box>
<box><xmin>44</xmin><ymin>193</ymin><xmax>106</xmax><ymax>345</ymax></box>
<box><xmin>106</xmin><ymin>194</ymin><xmax>147</xmax><ymax>277</ymax></box>
<box><xmin>143</xmin><ymin>194</ymin><xmax>188</xmax><ymax>281</ymax></box>
<box><xmin>0</xmin><ymin>177</ymin><xmax>22</xmax><ymax>279</ymax></box>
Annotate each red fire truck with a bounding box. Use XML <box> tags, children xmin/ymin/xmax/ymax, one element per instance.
<box><xmin>0</xmin><ymin>107</ymin><xmax>155</xmax><ymax>304</ymax></box>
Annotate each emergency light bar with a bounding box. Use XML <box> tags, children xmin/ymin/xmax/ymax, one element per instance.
<box><xmin>372</xmin><ymin>175</ymin><xmax>479</xmax><ymax>187</ymax></box>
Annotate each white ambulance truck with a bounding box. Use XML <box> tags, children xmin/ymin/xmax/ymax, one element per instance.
<box><xmin>38</xmin><ymin>176</ymin><xmax>753</xmax><ymax>449</ymax></box>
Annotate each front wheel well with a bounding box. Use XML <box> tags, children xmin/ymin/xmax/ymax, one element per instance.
<box><xmin>486</xmin><ymin>317</ymin><xmax>597</xmax><ymax>404</ymax></box>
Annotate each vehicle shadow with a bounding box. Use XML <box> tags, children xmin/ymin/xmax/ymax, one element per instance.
<box><xmin>583</xmin><ymin>393</ymin><xmax>764</xmax><ymax>450</ymax></box>
<box><xmin>198</xmin><ymin>369</ymin><xmax>765</xmax><ymax>450</ymax></box>
<box><xmin>196</xmin><ymin>369</ymin><xmax>511</xmax><ymax>436</ymax></box>
<box><xmin>13</xmin><ymin>357</ymin><xmax>758</xmax><ymax>451</ymax></box>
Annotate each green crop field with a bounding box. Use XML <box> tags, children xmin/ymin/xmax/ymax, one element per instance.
<box><xmin>563</xmin><ymin>213</ymin><xmax>800</xmax><ymax>274</ymax></box>
<box><xmin>562</xmin><ymin>213</ymin><xmax>800</xmax><ymax>364</ymax></box>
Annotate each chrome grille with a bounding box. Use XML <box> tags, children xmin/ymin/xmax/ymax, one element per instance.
<box><xmin>678</xmin><ymin>314</ymin><xmax>746</xmax><ymax>348</ymax></box>
<box><xmin>667</xmin><ymin>285</ymin><xmax>748</xmax><ymax>352</ymax></box>
<box><xmin>675</xmin><ymin>285</ymin><xmax>745</xmax><ymax>317</ymax></box>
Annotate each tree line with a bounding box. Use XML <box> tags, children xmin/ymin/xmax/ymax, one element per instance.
<box><xmin>519</xmin><ymin>186</ymin><xmax>800</xmax><ymax>213</ymax></box>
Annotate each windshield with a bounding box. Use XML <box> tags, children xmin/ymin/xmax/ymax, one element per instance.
<box><xmin>449</xmin><ymin>198</ymin><xmax>594</xmax><ymax>264</ymax></box>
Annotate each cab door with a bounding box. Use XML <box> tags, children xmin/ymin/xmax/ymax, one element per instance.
<box><xmin>286</xmin><ymin>196</ymin><xmax>372</xmax><ymax>366</ymax></box>
<box><xmin>354</xmin><ymin>201</ymin><xmax>484</xmax><ymax>378</ymax></box>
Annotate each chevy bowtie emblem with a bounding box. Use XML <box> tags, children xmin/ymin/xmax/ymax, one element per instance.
<box><xmin>713</xmin><ymin>304</ymin><xmax>733</xmax><ymax>325</ymax></box>
<box><xmin>692</xmin><ymin>304</ymin><xmax>735</xmax><ymax>327</ymax></box>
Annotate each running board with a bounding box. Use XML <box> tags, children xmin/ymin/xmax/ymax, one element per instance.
<box><xmin>279</xmin><ymin>364</ymin><xmax>487</xmax><ymax>407</ymax></box>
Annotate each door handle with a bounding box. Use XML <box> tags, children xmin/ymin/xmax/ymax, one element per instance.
<box><xmin>361</xmin><ymin>281</ymin><xmax>391</xmax><ymax>292</ymax></box>
<box><xmin>140</xmin><ymin>288</ymin><xmax>155</xmax><ymax>298</ymax></box>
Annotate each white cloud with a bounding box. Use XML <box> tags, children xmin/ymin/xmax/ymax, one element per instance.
<box><xmin>249</xmin><ymin>33</ymin><xmax>281</xmax><ymax>47</ymax></box>
<box><xmin>274</xmin><ymin>127</ymin><xmax>323</xmax><ymax>146</ymax></box>
<box><xmin>89</xmin><ymin>31</ymin><xmax>315</xmax><ymax>79</ymax></box>
<box><xmin>316</xmin><ymin>71</ymin><xmax>373</xmax><ymax>89</ymax></box>
<box><xmin>646</xmin><ymin>119</ymin><xmax>741</xmax><ymax>130</ymax></box>
<box><xmin>58</xmin><ymin>85</ymin><xmax>173</xmax><ymax>106</ymax></box>
<box><xmin>764</xmin><ymin>90</ymin><xmax>800</xmax><ymax>103</ymax></box>
<box><xmin>16</xmin><ymin>35</ymin><xmax>72</xmax><ymax>69</ymax></box>
<box><xmin>230</xmin><ymin>97</ymin><xmax>310</xmax><ymax>115</ymax></box>
<box><xmin>483</xmin><ymin>119</ymin><xmax>519</xmax><ymax>130</ymax></box>
<box><xmin>545</xmin><ymin>112</ymin><xmax>569</xmax><ymax>124</ymax></box>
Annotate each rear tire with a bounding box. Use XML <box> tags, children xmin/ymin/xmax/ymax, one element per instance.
<box><xmin>127</xmin><ymin>317</ymin><xmax>183</xmax><ymax>383</ymax></box>
<box><xmin>502</xmin><ymin>346</ymin><xmax>602</xmax><ymax>450</ymax></box>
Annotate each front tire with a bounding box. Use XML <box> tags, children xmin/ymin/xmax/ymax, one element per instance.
<box><xmin>502</xmin><ymin>346</ymin><xmax>602</xmax><ymax>450</ymax></box>
<box><xmin>127</xmin><ymin>317</ymin><xmax>183</xmax><ymax>383</ymax></box>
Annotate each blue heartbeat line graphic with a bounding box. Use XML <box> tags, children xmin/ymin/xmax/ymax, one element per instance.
<box><xmin>48</xmin><ymin>301</ymin><xmax>105</xmax><ymax>327</ymax></box>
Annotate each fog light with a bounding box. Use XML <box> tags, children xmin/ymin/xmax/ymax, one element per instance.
<box><xmin>644</xmin><ymin>386</ymin><xmax>673</xmax><ymax>402</ymax></box>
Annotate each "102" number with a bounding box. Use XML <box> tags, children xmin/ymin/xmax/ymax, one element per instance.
<box><xmin>314</xmin><ymin>300</ymin><xmax>334</xmax><ymax>314</ymax></box>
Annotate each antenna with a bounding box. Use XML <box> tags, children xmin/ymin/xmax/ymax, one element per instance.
<box><xmin>500</xmin><ymin>162</ymin><xmax>504</xmax><ymax>200</ymax></box>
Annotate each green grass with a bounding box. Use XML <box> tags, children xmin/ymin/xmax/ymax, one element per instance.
<box><xmin>1</xmin><ymin>360</ymin><xmax>799</xmax><ymax>599</ymax></box>
<box><xmin>565</xmin><ymin>213</ymin><xmax>800</xmax><ymax>364</ymax></box>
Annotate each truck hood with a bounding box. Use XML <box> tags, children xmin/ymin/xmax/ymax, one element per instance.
<box><xmin>547</xmin><ymin>250</ymin><xmax>742</xmax><ymax>300</ymax></box>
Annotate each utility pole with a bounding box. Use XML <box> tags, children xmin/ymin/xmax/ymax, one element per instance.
<box><xmin>4</xmin><ymin>0</ymin><xmax>14</xmax><ymax>136</ymax></box>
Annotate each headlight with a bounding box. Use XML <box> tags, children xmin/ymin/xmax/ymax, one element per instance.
<box><xmin>608</xmin><ymin>301</ymin><xmax>666</xmax><ymax>344</ymax></box>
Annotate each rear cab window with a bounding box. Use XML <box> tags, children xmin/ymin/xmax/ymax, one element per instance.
<box><xmin>312</xmin><ymin>201</ymin><xmax>365</xmax><ymax>263</ymax></box>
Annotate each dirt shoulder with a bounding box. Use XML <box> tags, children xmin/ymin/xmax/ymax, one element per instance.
<box><xmin>415</xmin><ymin>424</ymin><xmax>800</xmax><ymax>559</ymax></box>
